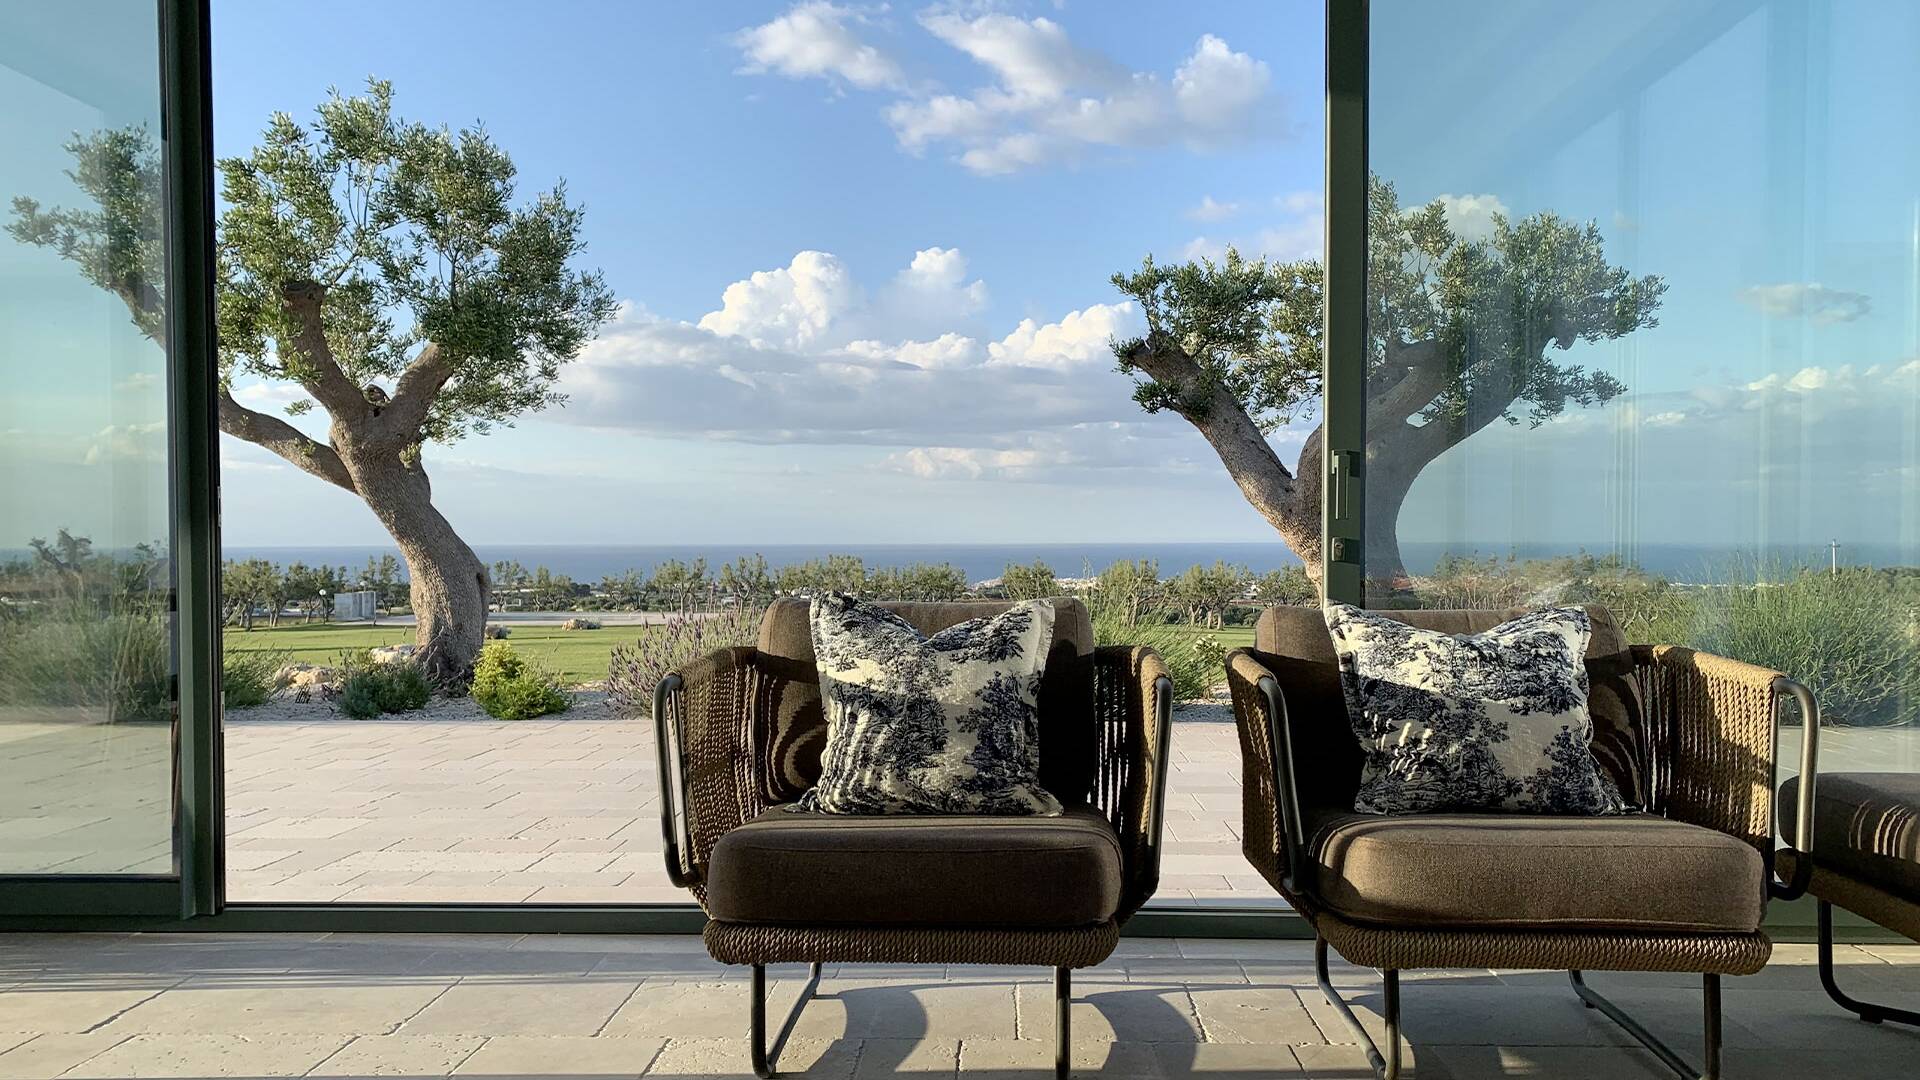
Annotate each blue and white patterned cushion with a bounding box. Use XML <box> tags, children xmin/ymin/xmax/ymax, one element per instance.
<box><xmin>798</xmin><ymin>594</ymin><xmax>1062</xmax><ymax>815</ymax></box>
<box><xmin>1323</xmin><ymin>603</ymin><xmax>1625</xmax><ymax>816</ymax></box>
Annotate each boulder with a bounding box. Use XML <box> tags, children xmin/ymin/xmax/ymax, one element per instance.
<box><xmin>368</xmin><ymin>643</ymin><xmax>417</xmax><ymax>665</ymax></box>
<box><xmin>275</xmin><ymin>663</ymin><xmax>337</xmax><ymax>693</ymax></box>
<box><xmin>561</xmin><ymin>617</ymin><xmax>602</xmax><ymax>631</ymax></box>
<box><xmin>484</xmin><ymin>624</ymin><xmax>511</xmax><ymax>639</ymax></box>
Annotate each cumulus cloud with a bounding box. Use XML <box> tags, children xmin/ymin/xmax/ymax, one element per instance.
<box><xmin>883</xmin><ymin>421</ymin><xmax>1213</xmax><ymax>483</ymax></box>
<box><xmin>732</xmin><ymin>2</ymin><xmax>907</xmax><ymax>91</ymax></box>
<box><xmin>83</xmin><ymin>421</ymin><xmax>165</xmax><ymax>465</ymax></box>
<box><xmin>554</xmin><ymin>250</ymin><xmax>1149</xmax><ymax>451</ymax></box>
<box><xmin>1736</xmin><ymin>283</ymin><xmax>1872</xmax><ymax>324</ymax></box>
<box><xmin>739</xmin><ymin>5</ymin><xmax>1282</xmax><ymax>175</ymax></box>
<box><xmin>697</xmin><ymin>250</ymin><xmax>861</xmax><ymax>350</ymax></box>
<box><xmin>1435</xmin><ymin>193</ymin><xmax>1509</xmax><ymax>242</ymax></box>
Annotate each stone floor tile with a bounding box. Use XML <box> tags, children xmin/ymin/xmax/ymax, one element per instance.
<box><xmin>1416</xmin><ymin>1044</ymin><xmax>1669</xmax><ymax>1079</ymax></box>
<box><xmin>790</xmin><ymin>981</ymin><xmax>1019</xmax><ymax>1041</ymax></box>
<box><xmin>1185</xmin><ymin>986</ymin><xmax>1325</xmax><ymax>1044</ymax></box>
<box><xmin>1148</xmin><ymin>1041</ymin><xmax>1306</xmax><ymax>1077</ymax></box>
<box><xmin>600</xmin><ymin>982</ymin><xmax>761</xmax><ymax>1039</ymax></box>
<box><xmin>642</xmin><ymin>1036</ymin><xmax>859</xmax><ymax>1078</ymax></box>
<box><xmin>849</xmin><ymin>1037</ymin><xmax>962</xmax><ymax>1079</ymax></box>
<box><xmin>957</xmin><ymin>1038</ymin><xmax>1164</xmax><ymax>1077</ymax></box>
<box><xmin>0</xmin><ymin>984</ymin><xmax>174</xmax><ymax>1033</ymax></box>
<box><xmin>0</xmin><ymin>1033</ymin><xmax>131</xmax><ymax>1079</ymax></box>
<box><xmin>1017</xmin><ymin>984</ymin><xmax>1203</xmax><ymax>1044</ymax></box>
<box><xmin>99</xmin><ymin>975</ymin><xmax>454</xmax><ymax>1035</ymax></box>
<box><xmin>60</xmin><ymin>1032</ymin><xmax>352</xmax><ymax>1078</ymax></box>
<box><xmin>453</xmin><ymin>1034</ymin><xmax>664</xmax><ymax>1077</ymax></box>
<box><xmin>307</xmin><ymin>1033</ymin><xmax>485</xmax><ymax>1076</ymax></box>
<box><xmin>404</xmin><ymin>979</ymin><xmax>642</xmax><ymax>1037</ymax></box>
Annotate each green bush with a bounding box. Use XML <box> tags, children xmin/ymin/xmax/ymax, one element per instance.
<box><xmin>471</xmin><ymin>641</ymin><xmax>570</xmax><ymax>720</ymax></box>
<box><xmin>335</xmin><ymin>650</ymin><xmax>432</xmax><ymax>719</ymax></box>
<box><xmin>1685</xmin><ymin>566</ymin><xmax>1920</xmax><ymax>728</ymax></box>
<box><xmin>0</xmin><ymin>605</ymin><xmax>169</xmax><ymax>722</ymax></box>
<box><xmin>1090</xmin><ymin>608</ymin><xmax>1218</xmax><ymax>703</ymax></box>
<box><xmin>222</xmin><ymin>647</ymin><xmax>289</xmax><ymax>709</ymax></box>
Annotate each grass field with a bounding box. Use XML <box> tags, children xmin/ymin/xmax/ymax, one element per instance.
<box><xmin>224</xmin><ymin>619</ymin><xmax>1257</xmax><ymax>689</ymax></box>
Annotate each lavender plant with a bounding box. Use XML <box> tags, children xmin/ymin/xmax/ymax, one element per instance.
<box><xmin>606</xmin><ymin>605</ymin><xmax>763</xmax><ymax>717</ymax></box>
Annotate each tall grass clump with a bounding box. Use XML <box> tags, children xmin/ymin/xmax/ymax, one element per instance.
<box><xmin>222</xmin><ymin>647</ymin><xmax>289</xmax><ymax>709</ymax></box>
<box><xmin>471</xmin><ymin>641</ymin><xmax>570</xmax><ymax>720</ymax></box>
<box><xmin>1089</xmin><ymin>606</ymin><xmax>1218</xmax><ymax>703</ymax></box>
<box><xmin>1686</xmin><ymin>563</ymin><xmax>1920</xmax><ymax>727</ymax></box>
<box><xmin>335</xmin><ymin>649</ymin><xmax>433</xmax><ymax>720</ymax></box>
<box><xmin>606</xmin><ymin>606</ymin><xmax>763</xmax><ymax>716</ymax></box>
<box><xmin>0</xmin><ymin>602</ymin><xmax>170</xmax><ymax>722</ymax></box>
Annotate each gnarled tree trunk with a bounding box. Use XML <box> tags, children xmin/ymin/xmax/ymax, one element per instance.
<box><xmin>338</xmin><ymin>443</ymin><xmax>489</xmax><ymax>684</ymax></box>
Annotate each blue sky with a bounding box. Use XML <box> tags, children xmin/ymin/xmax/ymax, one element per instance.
<box><xmin>6</xmin><ymin>1</ymin><xmax>1918</xmax><ymax>565</ymax></box>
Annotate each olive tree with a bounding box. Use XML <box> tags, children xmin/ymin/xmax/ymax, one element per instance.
<box><xmin>1111</xmin><ymin>178</ymin><xmax>1664</xmax><ymax>587</ymax></box>
<box><xmin>10</xmin><ymin>81</ymin><xmax>616</xmax><ymax>678</ymax></box>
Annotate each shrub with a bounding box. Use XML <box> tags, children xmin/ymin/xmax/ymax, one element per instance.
<box><xmin>606</xmin><ymin>606</ymin><xmax>763</xmax><ymax>716</ymax></box>
<box><xmin>0</xmin><ymin>605</ymin><xmax>170</xmax><ymax>722</ymax></box>
<box><xmin>1090</xmin><ymin>607</ymin><xmax>1218</xmax><ymax>703</ymax></box>
<box><xmin>335</xmin><ymin>649</ymin><xmax>433</xmax><ymax>719</ymax></box>
<box><xmin>1685</xmin><ymin>565</ymin><xmax>1920</xmax><ymax>728</ymax></box>
<box><xmin>222</xmin><ymin>647</ymin><xmax>289</xmax><ymax>709</ymax></box>
<box><xmin>471</xmin><ymin>641</ymin><xmax>570</xmax><ymax>720</ymax></box>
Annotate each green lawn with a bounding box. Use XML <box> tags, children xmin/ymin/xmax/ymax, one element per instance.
<box><xmin>223</xmin><ymin>622</ymin><xmax>640</xmax><ymax>686</ymax></box>
<box><xmin>224</xmin><ymin>618</ymin><xmax>1259</xmax><ymax>689</ymax></box>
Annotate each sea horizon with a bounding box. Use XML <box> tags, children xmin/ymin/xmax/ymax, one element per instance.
<box><xmin>204</xmin><ymin>539</ymin><xmax>1920</xmax><ymax>586</ymax></box>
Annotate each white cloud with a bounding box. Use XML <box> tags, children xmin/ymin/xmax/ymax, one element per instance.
<box><xmin>741</xmin><ymin>6</ymin><xmax>1283</xmax><ymax>175</ymax></box>
<box><xmin>1186</xmin><ymin>195</ymin><xmax>1241</xmax><ymax>222</ymax></box>
<box><xmin>882</xmin><ymin>421</ymin><xmax>1216</xmax><ymax>483</ymax></box>
<box><xmin>115</xmin><ymin>371</ymin><xmax>159</xmax><ymax>392</ymax></box>
<box><xmin>1179</xmin><ymin>189</ymin><xmax>1322</xmax><ymax>263</ymax></box>
<box><xmin>732</xmin><ymin>2</ymin><xmax>907</xmax><ymax>91</ymax></box>
<box><xmin>1435</xmin><ymin>193</ymin><xmax>1509</xmax><ymax>242</ymax></box>
<box><xmin>987</xmin><ymin>302</ymin><xmax>1138</xmax><ymax>370</ymax></box>
<box><xmin>888</xmin><ymin>245</ymin><xmax>989</xmax><ymax>313</ymax></box>
<box><xmin>1737</xmin><ymin>283</ymin><xmax>1872</xmax><ymax>324</ymax></box>
<box><xmin>83</xmin><ymin>421</ymin><xmax>165</xmax><ymax>465</ymax></box>
<box><xmin>844</xmin><ymin>332</ymin><xmax>983</xmax><ymax>370</ymax></box>
<box><xmin>697</xmin><ymin>250</ymin><xmax>860</xmax><ymax>350</ymax></box>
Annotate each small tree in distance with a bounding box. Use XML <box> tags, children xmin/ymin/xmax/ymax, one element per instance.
<box><xmin>1001</xmin><ymin>560</ymin><xmax>1061</xmax><ymax>601</ymax></box>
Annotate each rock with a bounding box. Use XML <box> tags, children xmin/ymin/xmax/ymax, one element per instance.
<box><xmin>275</xmin><ymin>663</ymin><xmax>337</xmax><ymax>693</ymax></box>
<box><xmin>368</xmin><ymin>643</ymin><xmax>417</xmax><ymax>665</ymax></box>
<box><xmin>561</xmin><ymin>617</ymin><xmax>602</xmax><ymax>631</ymax></box>
<box><xmin>484</xmin><ymin>624</ymin><xmax>511</xmax><ymax>639</ymax></box>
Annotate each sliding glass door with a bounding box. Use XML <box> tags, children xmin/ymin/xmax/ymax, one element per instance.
<box><xmin>1356</xmin><ymin>0</ymin><xmax>1920</xmax><ymax>767</ymax></box>
<box><xmin>0</xmin><ymin>0</ymin><xmax>217</xmax><ymax>916</ymax></box>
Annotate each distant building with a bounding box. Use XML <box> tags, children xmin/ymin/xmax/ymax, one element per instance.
<box><xmin>332</xmin><ymin>590</ymin><xmax>379</xmax><ymax>620</ymax></box>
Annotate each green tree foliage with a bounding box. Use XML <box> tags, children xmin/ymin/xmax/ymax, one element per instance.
<box><xmin>1110</xmin><ymin>177</ymin><xmax>1663</xmax><ymax>584</ymax></box>
<box><xmin>649</xmin><ymin>558</ymin><xmax>711</xmax><ymax>613</ymax></box>
<box><xmin>1169</xmin><ymin>561</ymin><xmax>1252</xmax><ymax>628</ymax></box>
<box><xmin>777</xmin><ymin>554</ymin><xmax>870</xmax><ymax>596</ymax></box>
<box><xmin>867</xmin><ymin>563</ymin><xmax>968</xmax><ymax>601</ymax></box>
<box><xmin>718</xmin><ymin>554</ymin><xmax>776</xmax><ymax>606</ymax></box>
<box><xmin>1253</xmin><ymin>566</ymin><xmax>1316</xmax><ymax>607</ymax></box>
<box><xmin>1094</xmin><ymin>559</ymin><xmax>1161</xmax><ymax>625</ymax></box>
<box><xmin>1001</xmin><ymin>560</ymin><xmax>1061</xmax><ymax>601</ymax></box>
<box><xmin>10</xmin><ymin>80</ymin><xmax>616</xmax><ymax>677</ymax></box>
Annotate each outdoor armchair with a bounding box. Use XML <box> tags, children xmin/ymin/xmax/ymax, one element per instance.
<box><xmin>1225</xmin><ymin>604</ymin><xmax>1817</xmax><ymax>1080</ymax></box>
<box><xmin>1774</xmin><ymin>735</ymin><xmax>1919</xmax><ymax>1026</ymax></box>
<box><xmin>653</xmin><ymin>597</ymin><xmax>1172</xmax><ymax>1079</ymax></box>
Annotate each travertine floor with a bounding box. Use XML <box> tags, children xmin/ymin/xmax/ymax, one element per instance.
<box><xmin>0</xmin><ymin>933</ymin><xmax>1916</xmax><ymax>1078</ymax></box>
<box><xmin>221</xmin><ymin>714</ymin><xmax>1269</xmax><ymax>907</ymax></box>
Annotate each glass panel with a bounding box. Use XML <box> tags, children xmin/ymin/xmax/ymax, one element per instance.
<box><xmin>1</xmin><ymin>3</ymin><xmax>177</xmax><ymax>875</ymax></box>
<box><xmin>210</xmin><ymin>1</ymin><xmax>1319</xmax><ymax>907</ymax></box>
<box><xmin>1367</xmin><ymin>1</ymin><xmax>1920</xmax><ymax>778</ymax></box>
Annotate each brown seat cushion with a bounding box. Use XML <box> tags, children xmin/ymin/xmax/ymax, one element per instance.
<box><xmin>1306</xmin><ymin>810</ymin><xmax>1766</xmax><ymax>933</ymax></box>
<box><xmin>705</xmin><ymin>805</ymin><xmax>1123</xmax><ymax>928</ymax></box>
<box><xmin>1253</xmin><ymin>605</ymin><xmax>1645</xmax><ymax>813</ymax></box>
<box><xmin>753</xmin><ymin>597</ymin><xmax>1097</xmax><ymax>806</ymax></box>
<box><xmin>1779</xmin><ymin>773</ymin><xmax>1920</xmax><ymax>899</ymax></box>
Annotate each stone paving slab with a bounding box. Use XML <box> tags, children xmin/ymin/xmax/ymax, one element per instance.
<box><xmin>0</xmin><ymin>934</ymin><xmax>1917</xmax><ymax>1077</ymax></box>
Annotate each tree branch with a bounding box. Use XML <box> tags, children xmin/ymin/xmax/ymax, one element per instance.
<box><xmin>1122</xmin><ymin>333</ymin><xmax>1318</xmax><ymax>556</ymax></box>
<box><xmin>279</xmin><ymin>279</ymin><xmax>369</xmax><ymax>418</ymax></box>
<box><xmin>1367</xmin><ymin>338</ymin><xmax>1448</xmax><ymax>425</ymax></box>
<box><xmin>382</xmin><ymin>342</ymin><xmax>454</xmax><ymax>436</ymax></box>
<box><xmin>218</xmin><ymin>389</ymin><xmax>357</xmax><ymax>493</ymax></box>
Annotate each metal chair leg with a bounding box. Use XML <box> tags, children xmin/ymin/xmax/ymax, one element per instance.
<box><xmin>1570</xmin><ymin>970</ymin><xmax>1721</xmax><ymax>1080</ymax></box>
<box><xmin>1314</xmin><ymin>936</ymin><xmax>1402</xmax><ymax>1079</ymax></box>
<box><xmin>1818</xmin><ymin>899</ymin><xmax>1920</xmax><ymax>1027</ymax></box>
<box><xmin>750</xmin><ymin>961</ymin><xmax>823</xmax><ymax>1079</ymax></box>
<box><xmin>1055</xmin><ymin>966</ymin><xmax>1071</xmax><ymax>1080</ymax></box>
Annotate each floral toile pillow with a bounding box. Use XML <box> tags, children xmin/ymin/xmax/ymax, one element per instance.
<box><xmin>797</xmin><ymin>593</ymin><xmax>1062</xmax><ymax>816</ymax></box>
<box><xmin>1323</xmin><ymin>603</ymin><xmax>1625</xmax><ymax>816</ymax></box>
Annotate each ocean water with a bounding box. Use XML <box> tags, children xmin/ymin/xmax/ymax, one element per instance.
<box><xmin>213</xmin><ymin>540</ymin><xmax>1920</xmax><ymax>585</ymax></box>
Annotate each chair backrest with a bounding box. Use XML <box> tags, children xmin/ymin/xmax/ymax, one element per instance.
<box><xmin>1252</xmin><ymin>604</ymin><xmax>1645</xmax><ymax>814</ymax></box>
<box><xmin>753</xmin><ymin>596</ymin><xmax>1098</xmax><ymax>806</ymax></box>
